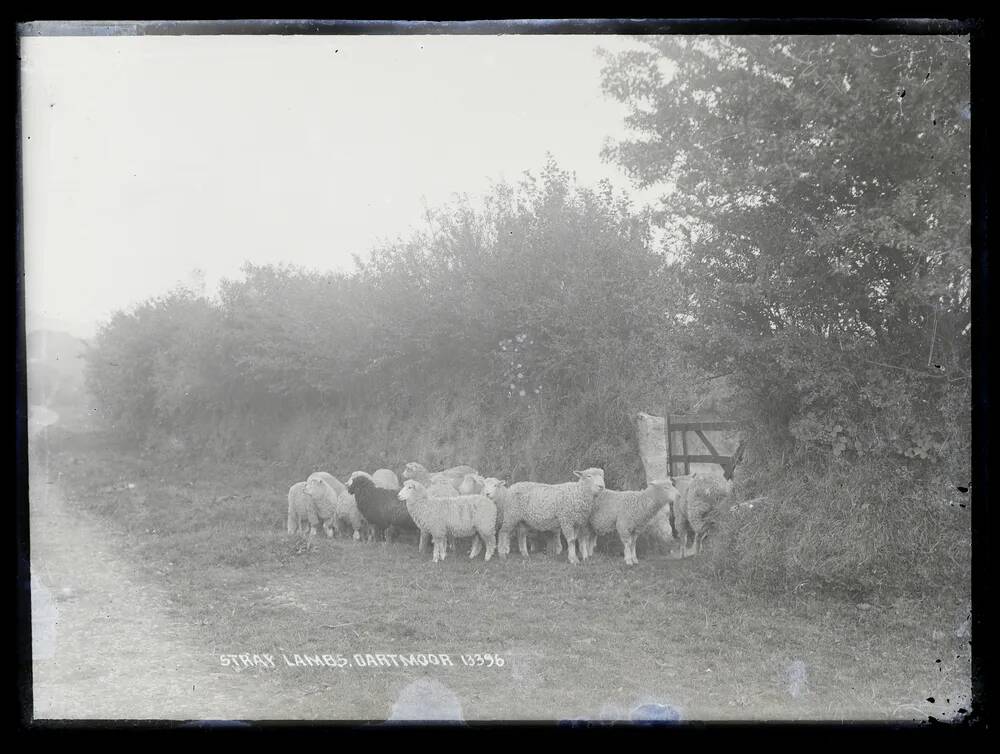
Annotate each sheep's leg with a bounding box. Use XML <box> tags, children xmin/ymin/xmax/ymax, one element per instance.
<box><xmin>482</xmin><ymin>531</ymin><xmax>497</xmax><ymax>562</ymax></box>
<box><xmin>561</xmin><ymin>523</ymin><xmax>580</xmax><ymax>565</ymax></box>
<box><xmin>497</xmin><ymin>529</ymin><xmax>511</xmax><ymax>559</ymax></box>
<box><xmin>352</xmin><ymin>528</ymin><xmax>361</xmax><ymax>541</ymax></box>
<box><xmin>324</xmin><ymin>521</ymin><xmax>334</xmax><ymax>538</ymax></box>
<box><xmin>469</xmin><ymin>536</ymin><xmax>483</xmax><ymax>559</ymax></box>
<box><xmin>518</xmin><ymin>526</ymin><xmax>529</xmax><ymax>558</ymax></box>
<box><xmin>418</xmin><ymin>530</ymin><xmax>429</xmax><ymax>553</ymax></box>
<box><xmin>628</xmin><ymin>535</ymin><xmax>639</xmax><ymax>565</ymax></box>
<box><xmin>578</xmin><ymin>526</ymin><xmax>591</xmax><ymax>560</ymax></box>
<box><xmin>552</xmin><ymin>530</ymin><xmax>563</xmax><ymax>555</ymax></box>
<box><xmin>681</xmin><ymin>526</ymin><xmax>695</xmax><ymax>558</ymax></box>
<box><xmin>517</xmin><ymin>524</ymin><xmax>531</xmax><ymax>557</ymax></box>
<box><xmin>618</xmin><ymin>529</ymin><xmax>632</xmax><ymax>565</ymax></box>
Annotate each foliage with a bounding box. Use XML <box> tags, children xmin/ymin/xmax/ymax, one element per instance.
<box><xmin>84</xmin><ymin>161</ymin><xmax>703</xmax><ymax>472</ymax></box>
<box><xmin>599</xmin><ymin>35</ymin><xmax>971</xmax><ymax>469</ymax></box>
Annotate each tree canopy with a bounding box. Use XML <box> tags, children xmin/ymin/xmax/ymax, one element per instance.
<box><xmin>600</xmin><ymin>35</ymin><xmax>971</xmax><ymax>465</ymax></box>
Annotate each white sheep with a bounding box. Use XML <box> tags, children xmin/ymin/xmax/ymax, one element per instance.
<box><xmin>401</xmin><ymin>462</ymin><xmax>468</xmax><ymax>552</ymax></box>
<box><xmin>402</xmin><ymin>462</ymin><xmax>434</xmax><ymax>484</ymax></box>
<box><xmin>641</xmin><ymin>473</ymin><xmax>695</xmax><ymax>555</ymax></box>
<box><xmin>308</xmin><ymin>471</ymin><xmax>348</xmax><ymax>498</ymax></box>
<box><xmin>585</xmin><ymin>479</ymin><xmax>680</xmax><ymax>565</ymax></box>
<box><xmin>287</xmin><ymin>480</ymin><xmax>336</xmax><ymax>537</ymax></box>
<box><xmin>480</xmin><ymin>479</ymin><xmax>570</xmax><ymax>558</ymax></box>
<box><xmin>673</xmin><ymin>473</ymin><xmax>733</xmax><ymax>557</ymax></box>
<box><xmin>397</xmin><ymin>480</ymin><xmax>497</xmax><ymax>563</ymax></box>
<box><xmin>402</xmin><ymin>462</ymin><xmax>479</xmax><ymax>490</ymax></box>
<box><xmin>303</xmin><ymin>475</ymin><xmax>341</xmax><ymax>537</ymax></box>
<box><xmin>496</xmin><ymin>469</ymin><xmax>606</xmax><ymax>565</ymax></box>
<box><xmin>457</xmin><ymin>473</ymin><xmax>486</xmax><ymax>495</ymax></box>
<box><xmin>435</xmin><ymin>464</ymin><xmax>479</xmax><ymax>487</ymax></box>
<box><xmin>418</xmin><ymin>480</ymin><xmax>462</xmax><ymax>554</ymax></box>
<box><xmin>286</xmin><ymin>482</ymin><xmax>315</xmax><ymax>535</ymax></box>
<box><xmin>372</xmin><ymin>468</ymin><xmax>401</xmax><ymax>491</ymax></box>
<box><xmin>401</xmin><ymin>462</ymin><xmax>462</xmax><ymax>495</ymax></box>
<box><xmin>306</xmin><ymin>473</ymin><xmax>367</xmax><ymax>540</ymax></box>
<box><xmin>479</xmin><ymin>477</ymin><xmax>531</xmax><ymax>558</ymax></box>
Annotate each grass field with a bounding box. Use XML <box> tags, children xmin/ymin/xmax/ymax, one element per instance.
<box><xmin>29</xmin><ymin>426</ymin><xmax>973</xmax><ymax>723</ymax></box>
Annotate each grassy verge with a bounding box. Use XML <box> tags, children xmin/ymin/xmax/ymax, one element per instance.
<box><xmin>33</xmin><ymin>427</ymin><xmax>974</xmax><ymax>722</ymax></box>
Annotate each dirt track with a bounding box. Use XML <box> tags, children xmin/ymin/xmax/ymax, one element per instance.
<box><xmin>29</xmin><ymin>460</ymin><xmax>281</xmax><ymax>721</ymax></box>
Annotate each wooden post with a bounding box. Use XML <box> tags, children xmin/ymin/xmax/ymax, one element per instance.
<box><xmin>665</xmin><ymin>411</ymin><xmax>673</xmax><ymax>478</ymax></box>
<box><xmin>680</xmin><ymin>419</ymin><xmax>690</xmax><ymax>475</ymax></box>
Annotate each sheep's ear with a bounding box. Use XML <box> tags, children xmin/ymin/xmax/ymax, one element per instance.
<box><xmin>572</xmin><ymin>470</ymin><xmax>583</xmax><ymax>478</ymax></box>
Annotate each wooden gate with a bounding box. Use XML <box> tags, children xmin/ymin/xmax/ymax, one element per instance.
<box><xmin>665</xmin><ymin>414</ymin><xmax>745</xmax><ymax>478</ymax></box>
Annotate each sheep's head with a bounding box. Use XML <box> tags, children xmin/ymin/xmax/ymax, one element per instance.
<box><xmin>402</xmin><ymin>462</ymin><xmax>426</xmax><ymax>480</ymax></box>
<box><xmin>304</xmin><ymin>477</ymin><xmax>328</xmax><ymax>498</ymax></box>
<box><xmin>572</xmin><ymin>468</ymin><xmax>606</xmax><ymax>495</ymax></box>
<box><xmin>459</xmin><ymin>473</ymin><xmax>486</xmax><ymax>493</ymax></box>
<box><xmin>347</xmin><ymin>474</ymin><xmax>375</xmax><ymax>496</ymax></box>
<box><xmin>648</xmin><ymin>478</ymin><xmax>680</xmax><ymax>507</ymax></box>
<box><xmin>397</xmin><ymin>479</ymin><xmax>426</xmax><ymax>503</ymax></box>
<box><xmin>481</xmin><ymin>477</ymin><xmax>506</xmax><ymax>499</ymax></box>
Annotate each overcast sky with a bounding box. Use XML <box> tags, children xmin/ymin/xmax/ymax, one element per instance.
<box><xmin>20</xmin><ymin>34</ymin><xmax>656</xmax><ymax>339</ymax></box>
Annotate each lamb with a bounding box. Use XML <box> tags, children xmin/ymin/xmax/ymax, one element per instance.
<box><xmin>584</xmin><ymin>479</ymin><xmax>680</xmax><ymax>565</ymax></box>
<box><xmin>438</xmin><ymin>465</ymin><xmax>479</xmax><ymax>487</ymax></box>
<box><xmin>399</xmin><ymin>463</ymin><xmax>464</xmax><ymax>552</ymax></box>
<box><xmin>480</xmin><ymin>479</ymin><xmax>569</xmax><ymax>558</ymax></box>
<box><xmin>402</xmin><ymin>462</ymin><xmax>432</xmax><ymax>483</ymax></box>
<box><xmin>640</xmin><ymin>473</ymin><xmax>698</xmax><ymax>555</ymax></box>
<box><xmin>286</xmin><ymin>482</ymin><xmax>317</xmax><ymax>536</ymax></box>
<box><xmin>401</xmin><ymin>462</ymin><xmax>462</xmax><ymax>495</ymax></box>
<box><xmin>372</xmin><ymin>468</ymin><xmax>401</xmax><ymax>491</ymax></box>
<box><xmin>397</xmin><ymin>480</ymin><xmax>497</xmax><ymax>563</ymax></box>
<box><xmin>402</xmin><ymin>462</ymin><xmax>479</xmax><ymax>490</ymax></box>
<box><xmin>457</xmin><ymin>473</ymin><xmax>486</xmax><ymax>495</ymax></box>
<box><xmin>346</xmin><ymin>474</ymin><xmax>418</xmax><ymax>543</ymax></box>
<box><xmin>308</xmin><ymin>471</ymin><xmax>348</xmax><ymax>498</ymax></box>
<box><xmin>668</xmin><ymin>439</ymin><xmax>744</xmax><ymax>557</ymax></box>
<box><xmin>673</xmin><ymin>473</ymin><xmax>733</xmax><ymax>557</ymax></box>
<box><xmin>306</xmin><ymin>473</ymin><xmax>367</xmax><ymax>541</ymax></box>
<box><xmin>495</xmin><ymin>468</ymin><xmax>606</xmax><ymax>565</ymax></box>
<box><xmin>286</xmin><ymin>480</ymin><xmax>335</xmax><ymax>537</ymax></box>
<box><xmin>302</xmin><ymin>475</ymin><xmax>341</xmax><ymax>537</ymax></box>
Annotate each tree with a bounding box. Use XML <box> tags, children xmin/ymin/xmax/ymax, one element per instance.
<box><xmin>600</xmin><ymin>35</ymin><xmax>971</xmax><ymax>464</ymax></box>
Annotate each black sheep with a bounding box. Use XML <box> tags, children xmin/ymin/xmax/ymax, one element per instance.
<box><xmin>346</xmin><ymin>475</ymin><xmax>418</xmax><ymax>542</ymax></box>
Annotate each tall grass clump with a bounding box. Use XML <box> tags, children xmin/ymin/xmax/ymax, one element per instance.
<box><xmin>708</xmin><ymin>443</ymin><xmax>971</xmax><ymax>601</ymax></box>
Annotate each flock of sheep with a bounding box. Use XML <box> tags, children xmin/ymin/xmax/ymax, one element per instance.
<box><xmin>287</xmin><ymin>460</ymin><xmax>738</xmax><ymax>566</ymax></box>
